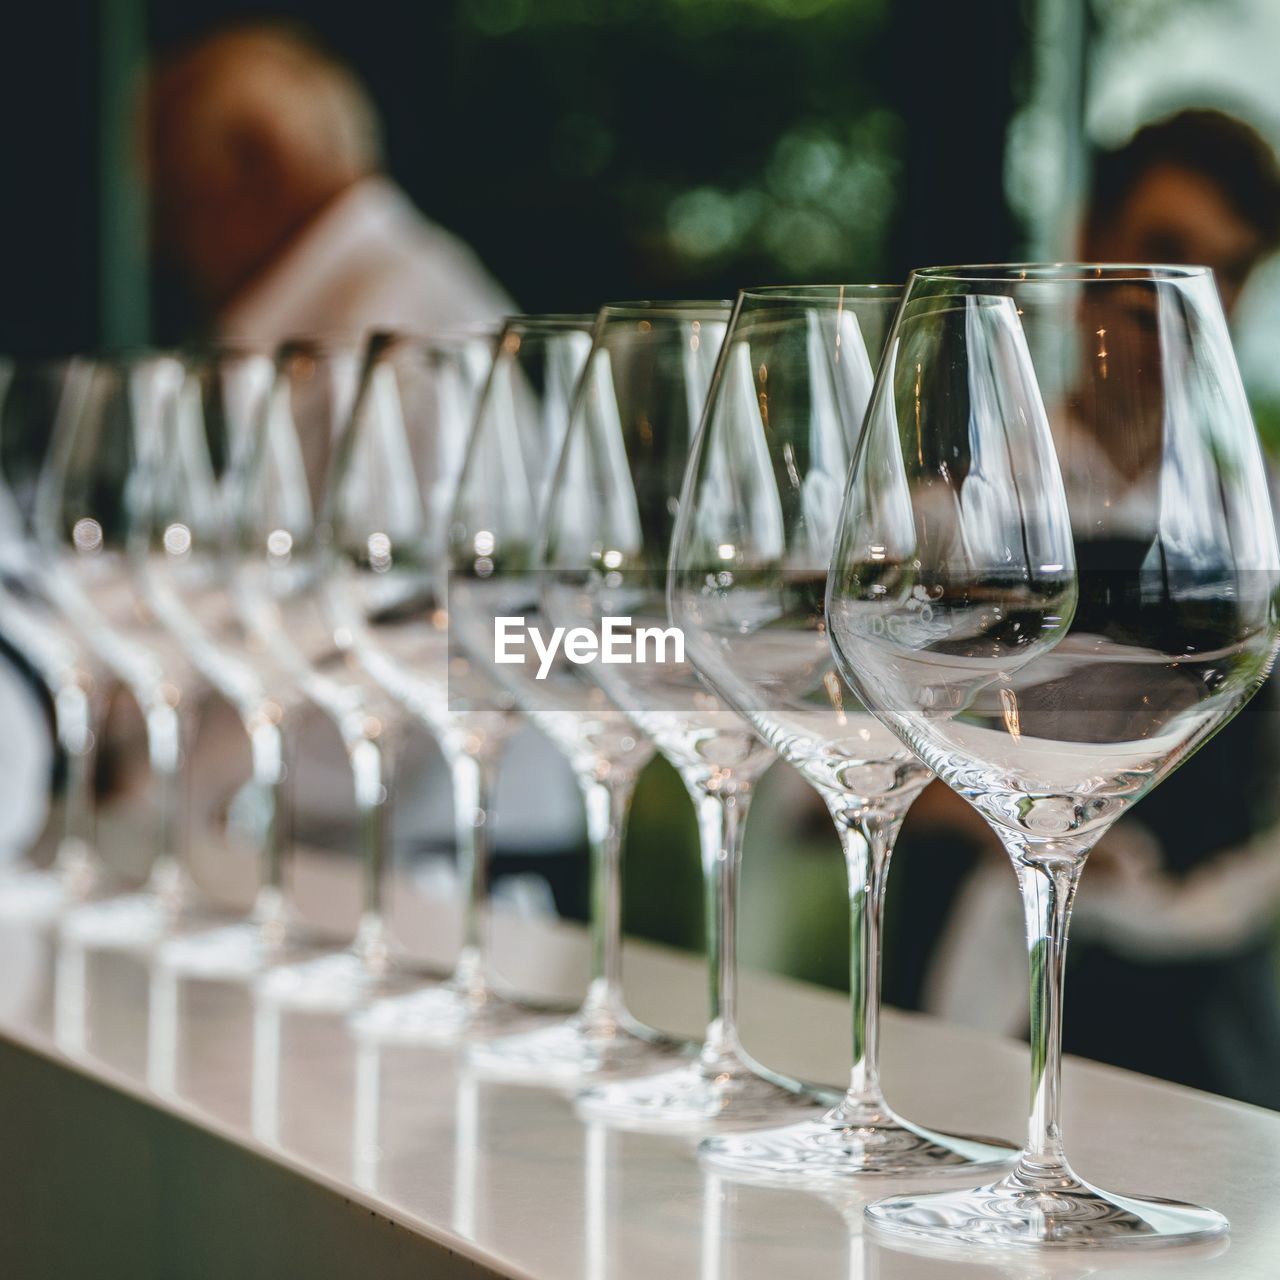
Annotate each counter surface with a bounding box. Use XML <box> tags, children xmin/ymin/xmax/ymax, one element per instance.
<box><xmin>1</xmin><ymin>868</ymin><xmax>1276</xmax><ymax>1279</ymax></box>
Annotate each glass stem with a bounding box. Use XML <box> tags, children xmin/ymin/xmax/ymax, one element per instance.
<box><xmin>350</xmin><ymin>723</ymin><xmax>401</xmax><ymax>975</ymax></box>
<box><xmin>693</xmin><ymin>779</ymin><xmax>754</xmax><ymax>1069</ymax></box>
<box><xmin>52</xmin><ymin>669</ymin><xmax>106</xmax><ymax>898</ymax></box>
<box><xmin>1011</xmin><ymin>841</ymin><xmax>1086</xmax><ymax>1183</ymax></box>
<box><xmin>145</xmin><ymin>694</ymin><xmax>198</xmax><ymax>912</ymax></box>
<box><xmin>578</xmin><ymin>771</ymin><xmax>637</xmax><ymax>1028</ymax></box>
<box><xmin>450</xmin><ymin>743</ymin><xmax>501</xmax><ymax>997</ymax></box>
<box><xmin>247</xmin><ymin>711</ymin><xmax>292</xmax><ymax>935</ymax></box>
<box><xmin>830</xmin><ymin>806</ymin><xmax>903</xmax><ymax>1120</ymax></box>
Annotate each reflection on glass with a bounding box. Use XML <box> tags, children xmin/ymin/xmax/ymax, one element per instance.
<box><xmin>454</xmin><ymin>1071</ymin><xmax>480</xmax><ymax>1239</ymax></box>
<box><xmin>250</xmin><ymin>996</ymin><xmax>282</xmax><ymax>1146</ymax></box>
<box><xmin>147</xmin><ymin>961</ymin><xmax>180</xmax><ymax>1097</ymax></box>
<box><xmin>53</xmin><ymin>934</ymin><xmax>89</xmax><ymax>1057</ymax></box>
<box><xmin>352</xmin><ymin>1034</ymin><xmax>382</xmax><ymax>1193</ymax></box>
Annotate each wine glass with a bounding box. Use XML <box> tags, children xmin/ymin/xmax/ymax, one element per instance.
<box><xmin>670</xmin><ymin>284</ymin><xmax>1016</xmax><ymax>1177</ymax></box>
<box><xmin>140</xmin><ymin>342</ymin><xmax>336</xmax><ymax>977</ymax></box>
<box><xmin>0</xmin><ymin>358</ymin><xmax>109</xmax><ymax>918</ymax></box>
<box><xmin>312</xmin><ymin>325</ymin><xmax>500</xmax><ymax>1026</ymax></box>
<box><xmin>454</xmin><ymin>307</ymin><xmax>683</xmax><ymax>1083</ymax></box>
<box><xmin>37</xmin><ymin>353</ymin><xmax>217</xmax><ymax>950</ymax></box>
<box><xmin>350</xmin><ymin>314</ymin><xmax>596</xmax><ymax>1045</ymax></box>
<box><xmin>541</xmin><ymin>301</ymin><xmax>820</xmax><ymax>1128</ymax></box>
<box><xmin>223</xmin><ymin>336</ymin><xmax>425</xmax><ymax>1010</ymax></box>
<box><xmin>827</xmin><ymin>264</ymin><xmax>1277</xmax><ymax>1247</ymax></box>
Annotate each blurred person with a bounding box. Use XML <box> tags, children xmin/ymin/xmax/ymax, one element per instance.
<box><xmin>142</xmin><ymin>24</ymin><xmax>581</xmax><ymax>928</ymax></box>
<box><xmin>884</xmin><ymin>107</ymin><xmax>1280</xmax><ymax>1108</ymax></box>
<box><xmin>146</xmin><ymin>22</ymin><xmax>514</xmax><ymax>340</ymax></box>
<box><xmin>1084</xmin><ymin>108</ymin><xmax>1280</xmax><ymax>316</ymax></box>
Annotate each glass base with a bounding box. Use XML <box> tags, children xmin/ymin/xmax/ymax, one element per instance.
<box><xmin>350</xmin><ymin>979</ymin><xmax>539</xmax><ymax>1046</ymax></box>
<box><xmin>58</xmin><ymin>891</ymin><xmax>189</xmax><ymax>953</ymax></box>
<box><xmin>467</xmin><ymin>1010</ymin><xmax>686</xmax><ymax>1085</ymax></box>
<box><xmin>700</xmin><ymin>1101</ymin><xmax>1017</xmax><ymax>1183</ymax></box>
<box><xmin>576</xmin><ymin>1053</ymin><xmax>824</xmax><ymax>1132</ymax></box>
<box><xmin>254</xmin><ymin>949</ymin><xmax>422</xmax><ymax>1014</ymax></box>
<box><xmin>0</xmin><ymin>841</ymin><xmax>101</xmax><ymax>923</ymax></box>
<box><xmin>156</xmin><ymin>919</ymin><xmax>331</xmax><ymax>981</ymax></box>
<box><xmin>0</xmin><ymin>866</ymin><xmax>69</xmax><ymax>923</ymax></box>
<box><xmin>864</xmin><ymin>1163</ymin><xmax>1229</xmax><ymax>1250</ymax></box>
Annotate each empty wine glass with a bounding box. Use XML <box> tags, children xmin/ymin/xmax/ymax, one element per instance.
<box><xmin>670</xmin><ymin>284</ymin><xmax>1016</xmax><ymax>1177</ymax></box>
<box><xmin>541</xmin><ymin>301</ymin><xmax>821</xmax><ymax>1128</ymax></box>
<box><xmin>457</xmin><ymin>307</ymin><xmax>685</xmax><ymax>1083</ymax></box>
<box><xmin>37</xmin><ymin>353</ymin><xmax>214</xmax><ymax>950</ymax></box>
<box><xmin>314</xmin><ymin>325</ymin><xmax>502</xmax><ymax>1028</ymax></box>
<box><xmin>351</xmin><ymin>315</ymin><xmax>596</xmax><ymax>1045</ymax></box>
<box><xmin>0</xmin><ymin>358</ymin><xmax>109</xmax><ymax>918</ymax></box>
<box><xmin>141</xmin><ymin>342</ymin><xmax>336</xmax><ymax>977</ymax></box>
<box><xmin>231</xmin><ymin>336</ymin><xmax>420</xmax><ymax>1010</ymax></box>
<box><xmin>828</xmin><ymin>264</ymin><xmax>1277</xmax><ymax>1247</ymax></box>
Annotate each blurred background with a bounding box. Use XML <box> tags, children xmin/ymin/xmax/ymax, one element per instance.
<box><xmin>5</xmin><ymin>0</ymin><xmax>1280</xmax><ymax>1105</ymax></box>
<box><xmin>8</xmin><ymin>0</ymin><xmax>1280</xmax><ymax>410</ymax></box>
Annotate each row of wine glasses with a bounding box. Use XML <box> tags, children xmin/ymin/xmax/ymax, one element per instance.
<box><xmin>39</xmin><ymin>354</ymin><xmax>209</xmax><ymax>950</ymax></box>
<box><xmin>668</xmin><ymin>286</ymin><xmax>1013</xmax><ymax>1174</ymax></box>
<box><xmin>1</xmin><ymin>263</ymin><xmax>1274</xmax><ymax>1256</ymax></box>
<box><xmin>0</xmin><ymin>360</ymin><xmax>105</xmax><ymax>919</ymax></box>
<box><xmin>352</xmin><ymin>316</ymin><xmax>600</xmax><ymax>1044</ymax></box>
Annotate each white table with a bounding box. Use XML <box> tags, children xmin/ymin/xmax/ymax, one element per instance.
<box><xmin>1</xmin><ymin>877</ymin><xmax>1277</xmax><ymax>1279</ymax></box>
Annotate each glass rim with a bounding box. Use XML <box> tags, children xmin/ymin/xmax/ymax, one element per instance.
<box><xmin>738</xmin><ymin>283</ymin><xmax>901</xmax><ymax>301</ymax></box>
<box><xmin>68</xmin><ymin>346</ymin><xmax>183</xmax><ymax>365</ymax></box>
<box><xmin>597</xmin><ymin>299</ymin><xmax>733</xmax><ymax>319</ymax></box>
<box><xmin>276</xmin><ymin>332</ymin><xmax>367</xmax><ymax>358</ymax></box>
<box><xmin>910</xmin><ymin>262</ymin><xmax>1212</xmax><ymax>284</ymax></box>
<box><xmin>179</xmin><ymin>338</ymin><xmax>276</xmax><ymax>361</ymax></box>
<box><xmin>501</xmin><ymin>313</ymin><xmax>597</xmax><ymax>331</ymax></box>
<box><xmin>0</xmin><ymin>353</ymin><xmax>82</xmax><ymax>372</ymax></box>
<box><xmin>366</xmin><ymin>324</ymin><xmax>500</xmax><ymax>354</ymax></box>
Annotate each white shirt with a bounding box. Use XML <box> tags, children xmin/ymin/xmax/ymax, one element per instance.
<box><xmin>219</xmin><ymin>176</ymin><xmax>517</xmax><ymax>342</ymax></box>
